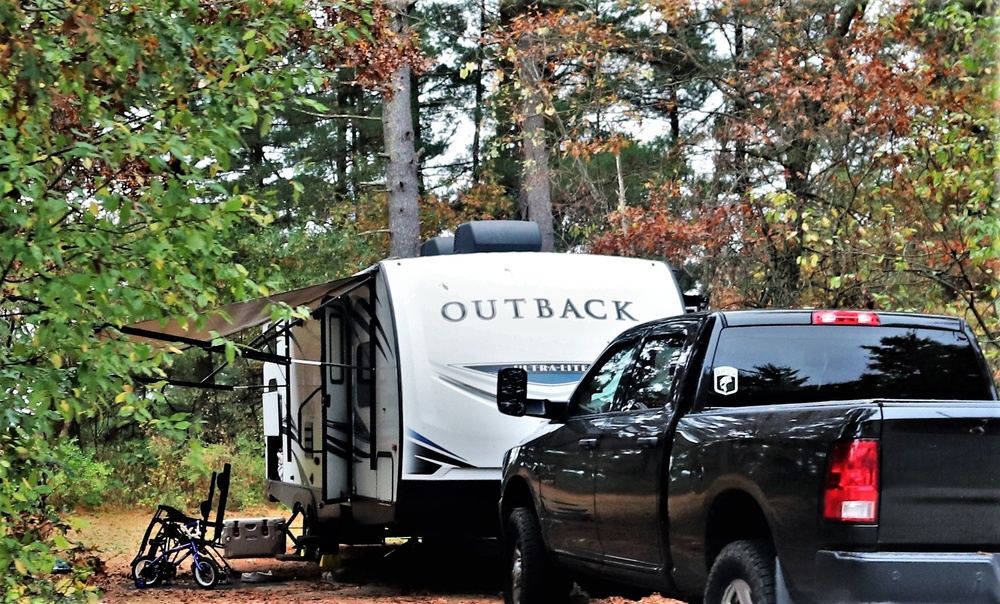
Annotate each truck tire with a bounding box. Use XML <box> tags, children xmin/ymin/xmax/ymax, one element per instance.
<box><xmin>503</xmin><ymin>507</ymin><xmax>570</xmax><ymax>604</ymax></box>
<box><xmin>704</xmin><ymin>539</ymin><xmax>776</xmax><ymax>604</ymax></box>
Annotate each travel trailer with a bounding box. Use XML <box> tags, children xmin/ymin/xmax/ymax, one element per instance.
<box><xmin>260</xmin><ymin>222</ymin><xmax>687</xmax><ymax>556</ymax></box>
<box><xmin>125</xmin><ymin>221</ymin><xmax>687</xmax><ymax>558</ymax></box>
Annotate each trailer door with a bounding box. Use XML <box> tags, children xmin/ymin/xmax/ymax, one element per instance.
<box><xmin>323</xmin><ymin>303</ymin><xmax>351</xmax><ymax>502</ymax></box>
<box><xmin>324</xmin><ymin>280</ymin><xmax>396</xmax><ymax>506</ymax></box>
<box><xmin>349</xmin><ymin>284</ymin><xmax>393</xmax><ymax>504</ymax></box>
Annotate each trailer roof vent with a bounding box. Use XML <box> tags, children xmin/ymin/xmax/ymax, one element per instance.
<box><xmin>420</xmin><ymin>236</ymin><xmax>455</xmax><ymax>257</ymax></box>
<box><xmin>453</xmin><ymin>221</ymin><xmax>542</xmax><ymax>254</ymax></box>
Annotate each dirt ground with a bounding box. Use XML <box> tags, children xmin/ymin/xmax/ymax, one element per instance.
<box><xmin>74</xmin><ymin>508</ymin><xmax>685</xmax><ymax>604</ymax></box>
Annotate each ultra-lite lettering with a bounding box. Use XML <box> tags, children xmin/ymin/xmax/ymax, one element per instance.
<box><xmin>440</xmin><ymin>298</ymin><xmax>637</xmax><ymax>322</ymax></box>
<box><xmin>513</xmin><ymin>363</ymin><xmax>591</xmax><ymax>373</ymax></box>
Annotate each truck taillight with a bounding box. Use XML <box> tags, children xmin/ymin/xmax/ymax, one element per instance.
<box><xmin>824</xmin><ymin>439</ymin><xmax>879</xmax><ymax>523</ymax></box>
<box><xmin>812</xmin><ymin>310</ymin><xmax>880</xmax><ymax>325</ymax></box>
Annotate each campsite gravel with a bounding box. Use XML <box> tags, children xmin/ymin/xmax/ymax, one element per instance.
<box><xmin>76</xmin><ymin>509</ymin><xmax>684</xmax><ymax>604</ymax></box>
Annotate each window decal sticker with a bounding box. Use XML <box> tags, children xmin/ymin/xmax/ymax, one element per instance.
<box><xmin>714</xmin><ymin>366</ymin><xmax>738</xmax><ymax>396</ymax></box>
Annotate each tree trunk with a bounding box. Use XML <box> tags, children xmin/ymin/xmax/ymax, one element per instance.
<box><xmin>518</xmin><ymin>33</ymin><xmax>555</xmax><ymax>252</ymax></box>
<box><xmin>471</xmin><ymin>0</ymin><xmax>486</xmax><ymax>184</ymax></box>
<box><xmin>383</xmin><ymin>0</ymin><xmax>420</xmax><ymax>258</ymax></box>
<box><xmin>334</xmin><ymin>75</ymin><xmax>351</xmax><ymax>203</ymax></box>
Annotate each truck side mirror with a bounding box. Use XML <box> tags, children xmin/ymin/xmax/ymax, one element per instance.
<box><xmin>497</xmin><ymin>367</ymin><xmax>528</xmax><ymax>417</ymax></box>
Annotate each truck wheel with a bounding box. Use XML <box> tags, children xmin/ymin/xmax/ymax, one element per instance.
<box><xmin>504</xmin><ymin>507</ymin><xmax>570</xmax><ymax>604</ymax></box>
<box><xmin>704</xmin><ymin>539</ymin><xmax>776</xmax><ymax>604</ymax></box>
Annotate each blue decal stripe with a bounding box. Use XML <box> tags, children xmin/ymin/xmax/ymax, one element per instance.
<box><xmin>411</xmin><ymin>444</ymin><xmax>475</xmax><ymax>470</ymax></box>
<box><xmin>526</xmin><ymin>373</ymin><xmax>585</xmax><ymax>385</ymax></box>
<box><xmin>406</xmin><ymin>429</ymin><xmax>469</xmax><ymax>463</ymax></box>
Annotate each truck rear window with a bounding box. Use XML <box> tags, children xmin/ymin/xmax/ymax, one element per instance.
<box><xmin>705</xmin><ymin>325</ymin><xmax>995</xmax><ymax>407</ymax></box>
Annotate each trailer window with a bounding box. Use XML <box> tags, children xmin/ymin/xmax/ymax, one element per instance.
<box><xmin>704</xmin><ymin>325</ymin><xmax>995</xmax><ymax>408</ymax></box>
<box><xmin>356</xmin><ymin>343</ymin><xmax>372</xmax><ymax>408</ymax></box>
<box><xmin>327</xmin><ymin>313</ymin><xmax>346</xmax><ymax>384</ymax></box>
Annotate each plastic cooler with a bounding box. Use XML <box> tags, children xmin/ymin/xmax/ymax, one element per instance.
<box><xmin>222</xmin><ymin>517</ymin><xmax>286</xmax><ymax>558</ymax></box>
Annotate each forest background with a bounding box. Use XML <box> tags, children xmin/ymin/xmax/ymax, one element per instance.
<box><xmin>0</xmin><ymin>0</ymin><xmax>997</xmax><ymax>600</ymax></box>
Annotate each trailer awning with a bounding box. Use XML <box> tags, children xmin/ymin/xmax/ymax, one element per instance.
<box><xmin>119</xmin><ymin>271</ymin><xmax>373</xmax><ymax>349</ymax></box>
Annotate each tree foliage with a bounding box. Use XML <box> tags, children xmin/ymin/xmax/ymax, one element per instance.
<box><xmin>0</xmin><ymin>0</ymin><xmax>388</xmax><ymax>599</ymax></box>
<box><xmin>589</xmin><ymin>0</ymin><xmax>997</xmax><ymax>363</ymax></box>
<box><xmin>484</xmin><ymin>1</ymin><xmax>713</xmax><ymax>249</ymax></box>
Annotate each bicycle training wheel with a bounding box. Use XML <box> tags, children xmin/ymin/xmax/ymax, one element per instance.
<box><xmin>132</xmin><ymin>556</ymin><xmax>163</xmax><ymax>589</ymax></box>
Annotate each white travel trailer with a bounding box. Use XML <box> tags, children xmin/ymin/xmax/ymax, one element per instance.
<box><xmin>260</xmin><ymin>222</ymin><xmax>687</xmax><ymax>556</ymax></box>
<box><xmin>125</xmin><ymin>221</ymin><xmax>687</xmax><ymax>557</ymax></box>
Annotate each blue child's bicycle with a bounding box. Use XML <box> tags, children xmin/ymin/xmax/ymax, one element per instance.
<box><xmin>130</xmin><ymin>464</ymin><xmax>232</xmax><ymax>590</ymax></box>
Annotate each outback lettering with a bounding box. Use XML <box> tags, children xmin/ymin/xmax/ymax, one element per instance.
<box><xmin>440</xmin><ymin>298</ymin><xmax>638</xmax><ymax>322</ymax></box>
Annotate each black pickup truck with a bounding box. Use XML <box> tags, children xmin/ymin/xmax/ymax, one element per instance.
<box><xmin>495</xmin><ymin>310</ymin><xmax>1000</xmax><ymax>604</ymax></box>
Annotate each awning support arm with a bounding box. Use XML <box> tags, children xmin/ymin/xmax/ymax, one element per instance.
<box><xmin>117</xmin><ymin>325</ymin><xmax>290</xmax><ymax>365</ymax></box>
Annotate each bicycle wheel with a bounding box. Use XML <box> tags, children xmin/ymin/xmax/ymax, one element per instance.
<box><xmin>132</xmin><ymin>556</ymin><xmax>162</xmax><ymax>589</ymax></box>
<box><xmin>192</xmin><ymin>556</ymin><xmax>220</xmax><ymax>589</ymax></box>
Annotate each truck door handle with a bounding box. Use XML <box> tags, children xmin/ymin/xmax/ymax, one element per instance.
<box><xmin>637</xmin><ymin>436</ymin><xmax>659</xmax><ymax>448</ymax></box>
<box><xmin>578</xmin><ymin>438</ymin><xmax>599</xmax><ymax>450</ymax></box>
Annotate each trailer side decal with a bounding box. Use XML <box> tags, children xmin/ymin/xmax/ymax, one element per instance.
<box><xmin>460</xmin><ymin>363</ymin><xmax>589</xmax><ymax>386</ymax></box>
<box><xmin>323</xmin><ymin>426</ymin><xmax>351</xmax><ymax>460</ymax></box>
<box><xmin>405</xmin><ymin>428</ymin><xmax>475</xmax><ymax>475</ymax></box>
<box><xmin>345</xmin><ymin>295</ymin><xmax>390</xmax><ymax>362</ymax></box>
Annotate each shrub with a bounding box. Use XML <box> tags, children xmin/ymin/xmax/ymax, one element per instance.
<box><xmin>48</xmin><ymin>442</ymin><xmax>112</xmax><ymax>511</ymax></box>
<box><xmin>95</xmin><ymin>434</ymin><xmax>270</xmax><ymax>512</ymax></box>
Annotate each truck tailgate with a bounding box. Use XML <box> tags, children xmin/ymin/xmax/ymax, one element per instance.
<box><xmin>878</xmin><ymin>401</ymin><xmax>1000</xmax><ymax>547</ymax></box>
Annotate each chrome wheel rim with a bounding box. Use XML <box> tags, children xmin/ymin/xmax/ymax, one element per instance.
<box><xmin>721</xmin><ymin>578</ymin><xmax>753</xmax><ymax>604</ymax></box>
<box><xmin>510</xmin><ymin>543</ymin><xmax>524</xmax><ymax>603</ymax></box>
